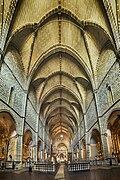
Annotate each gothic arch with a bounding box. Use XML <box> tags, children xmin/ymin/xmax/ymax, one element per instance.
<box><xmin>107</xmin><ymin>110</ymin><xmax>120</xmax><ymax>162</ymax></box>
<box><xmin>0</xmin><ymin>111</ymin><xmax>17</xmax><ymax>161</ymax></box>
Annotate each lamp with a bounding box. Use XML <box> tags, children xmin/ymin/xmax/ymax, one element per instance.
<box><xmin>60</xmin><ymin>134</ymin><xmax>63</xmax><ymax>138</ymax></box>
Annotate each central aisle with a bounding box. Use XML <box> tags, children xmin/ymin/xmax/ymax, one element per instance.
<box><xmin>55</xmin><ymin>164</ymin><xmax>65</xmax><ymax>180</ymax></box>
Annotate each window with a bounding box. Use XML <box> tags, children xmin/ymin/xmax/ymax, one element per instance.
<box><xmin>8</xmin><ymin>86</ymin><xmax>14</xmax><ymax>105</ymax></box>
<box><xmin>106</xmin><ymin>84</ymin><xmax>114</xmax><ymax>105</ymax></box>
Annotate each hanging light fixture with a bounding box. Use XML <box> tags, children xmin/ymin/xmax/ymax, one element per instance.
<box><xmin>60</xmin><ymin>134</ymin><xmax>63</xmax><ymax>138</ymax></box>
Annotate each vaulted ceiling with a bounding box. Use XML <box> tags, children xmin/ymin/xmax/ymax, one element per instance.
<box><xmin>2</xmin><ymin>0</ymin><xmax>118</xmax><ymax>143</ymax></box>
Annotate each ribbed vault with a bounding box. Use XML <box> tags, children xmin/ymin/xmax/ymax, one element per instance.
<box><xmin>4</xmin><ymin>0</ymin><xmax>116</xmax><ymax>148</ymax></box>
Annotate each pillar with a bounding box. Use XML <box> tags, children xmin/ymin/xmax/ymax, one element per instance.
<box><xmin>86</xmin><ymin>144</ymin><xmax>90</xmax><ymax>160</ymax></box>
<box><xmin>41</xmin><ymin>141</ymin><xmax>45</xmax><ymax>162</ymax></box>
<box><xmin>15</xmin><ymin>134</ymin><xmax>23</xmax><ymax>168</ymax></box>
<box><xmin>33</xmin><ymin>145</ymin><xmax>37</xmax><ymax>162</ymax></box>
<box><xmin>71</xmin><ymin>146</ymin><xmax>74</xmax><ymax>161</ymax></box>
<box><xmin>85</xmin><ymin>133</ymin><xmax>90</xmax><ymax>160</ymax></box>
<box><xmin>33</xmin><ymin>133</ymin><xmax>38</xmax><ymax>162</ymax></box>
<box><xmin>101</xmin><ymin>133</ymin><xmax>108</xmax><ymax>159</ymax></box>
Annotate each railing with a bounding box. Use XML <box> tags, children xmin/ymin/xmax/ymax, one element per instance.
<box><xmin>0</xmin><ymin>160</ymin><xmax>21</xmax><ymax>169</ymax></box>
<box><xmin>33</xmin><ymin>163</ymin><xmax>56</xmax><ymax>173</ymax></box>
<box><xmin>90</xmin><ymin>158</ymin><xmax>118</xmax><ymax>166</ymax></box>
<box><xmin>23</xmin><ymin>161</ymin><xmax>32</xmax><ymax>168</ymax></box>
<box><xmin>67</xmin><ymin>162</ymin><xmax>90</xmax><ymax>172</ymax></box>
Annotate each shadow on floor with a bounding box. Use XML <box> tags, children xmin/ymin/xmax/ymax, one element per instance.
<box><xmin>68</xmin><ymin>167</ymin><xmax>120</xmax><ymax>180</ymax></box>
<box><xmin>0</xmin><ymin>167</ymin><xmax>120</xmax><ymax>180</ymax></box>
<box><xmin>0</xmin><ymin>171</ymin><xmax>55</xmax><ymax>180</ymax></box>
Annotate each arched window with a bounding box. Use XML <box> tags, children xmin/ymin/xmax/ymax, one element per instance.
<box><xmin>8</xmin><ymin>86</ymin><xmax>14</xmax><ymax>105</ymax></box>
<box><xmin>106</xmin><ymin>84</ymin><xmax>114</xmax><ymax>105</ymax></box>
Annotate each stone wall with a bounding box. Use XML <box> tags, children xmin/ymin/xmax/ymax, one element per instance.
<box><xmin>97</xmin><ymin>61</ymin><xmax>120</xmax><ymax>116</ymax></box>
<box><xmin>85</xmin><ymin>99</ymin><xmax>97</xmax><ymax>131</ymax></box>
<box><xmin>0</xmin><ymin>62</ymin><xmax>25</xmax><ymax>117</ymax></box>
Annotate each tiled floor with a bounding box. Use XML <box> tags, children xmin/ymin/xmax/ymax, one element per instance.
<box><xmin>0</xmin><ymin>167</ymin><xmax>120</xmax><ymax>180</ymax></box>
<box><xmin>68</xmin><ymin>168</ymin><xmax>120</xmax><ymax>180</ymax></box>
<box><xmin>0</xmin><ymin>171</ymin><xmax>55</xmax><ymax>180</ymax></box>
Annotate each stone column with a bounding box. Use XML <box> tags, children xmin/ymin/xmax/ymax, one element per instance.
<box><xmin>16</xmin><ymin>134</ymin><xmax>23</xmax><ymax>162</ymax></box>
<box><xmin>101</xmin><ymin>133</ymin><xmax>108</xmax><ymax>159</ymax></box>
<box><xmin>33</xmin><ymin>132</ymin><xmax>38</xmax><ymax>162</ymax></box>
<box><xmin>41</xmin><ymin>141</ymin><xmax>45</xmax><ymax>162</ymax></box>
<box><xmin>33</xmin><ymin>145</ymin><xmax>37</xmax><ymax>162</ymax></box>
<box><xmin>85</xmin><ymin>132</ymin><xmax>90</xmax><ymax>160</ymax></box>
<box><xmin>86</xmin><ymin>144</ymin><xmax>90</xmax><ymax>160</ymax></box>
<box><xmin>71</xmin><ymin>146</ymin><xmax>74</xmax><ymax>161</ymax></box>
<box><xmin>42</xmin><ymin>126</ymin><xmax>45</xmax><ymax>162</ymax></box>
<box><xmin>79</xmin><ymin>141</ymin><xmax>84</xmax><ymax>161</ymax></box>
<box><xmin>15</xmin><ymin>134</ymin><xmax>23</xmax><ymax>168</ymax></box>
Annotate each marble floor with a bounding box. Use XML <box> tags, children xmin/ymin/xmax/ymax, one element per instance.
<box><xmin>0</xmin><ymin>171</ymin><xmax>55</xmax><ymax>180</ymax></box>
<box><xmin>0</xmin><ymin>167</ymin><xmax>120</xmax><ymax>180</ymax></box>
<box><xmin>69</xmin><ymin>168</ymin><xmax>120</xmax><ymax>180</ymax></box>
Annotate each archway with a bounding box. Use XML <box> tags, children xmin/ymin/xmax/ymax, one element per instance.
<box><xmin>108</xmin><ymin>111</ymin><xmax>120</xmax><ymax>162</ymax></box>
<box><xmin>90</xmin><ymin>129</ymin><xmax>103</xmax><ymax>160</ymax></box>
<box><xmin>0</xmin><ymin>112</ymin><xmax>16</xmax><ymax>161</ymax></box>
<box><xmin>22</xmin><ymin>130</ymin><xmax>33</xmax><ymax>161</ymax></box>
<box><xmin>57</xmin><ymin>143</ymin><xmax>68</xmax><ymax>162</ymax></box>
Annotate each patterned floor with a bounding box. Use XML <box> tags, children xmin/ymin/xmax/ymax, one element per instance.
<box><xmin>0</xmin><ymin>167</ymin><xmax>120</xmax><ymax>180</ymax></box>
<box><xmin>69</xmin><ymin>167</ymin><xmax>120</xmax><ymax>180</ymax></box>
